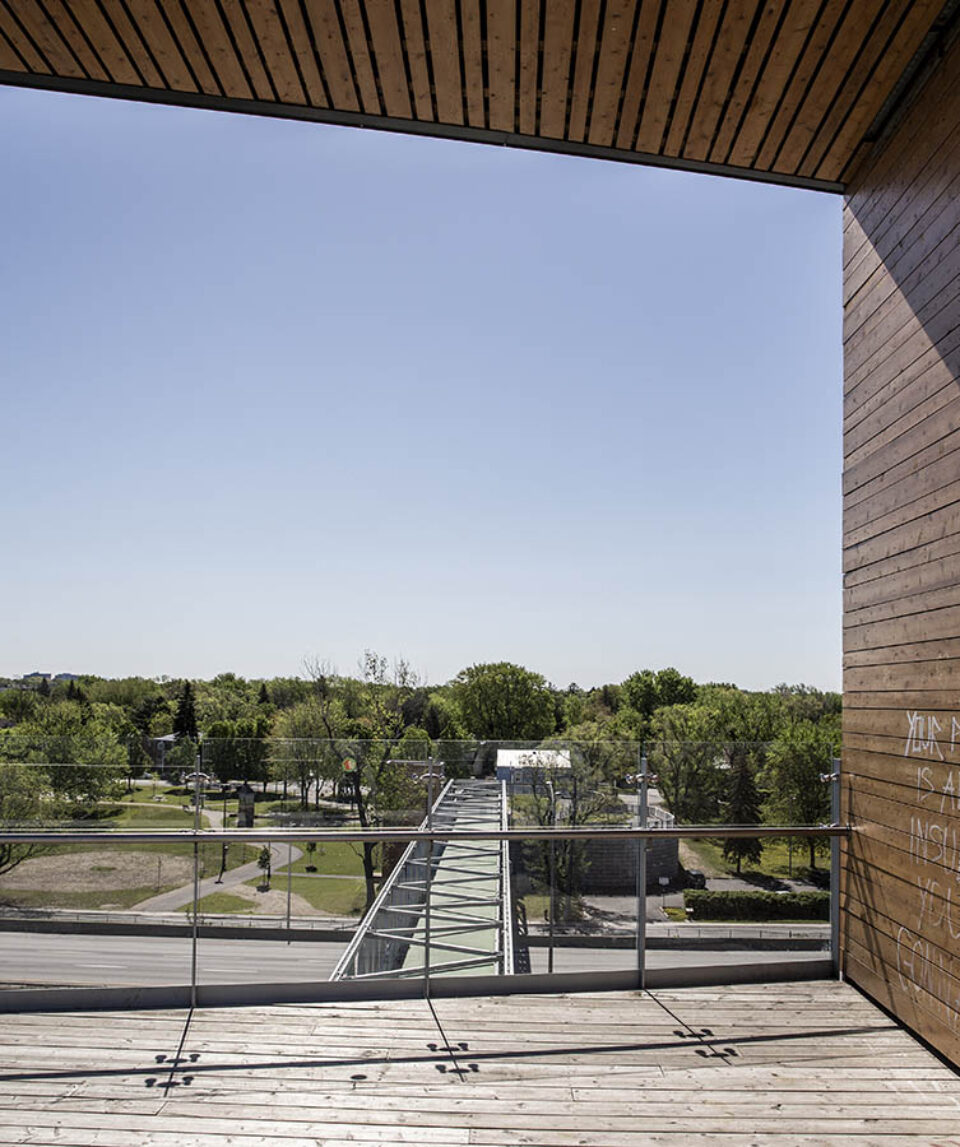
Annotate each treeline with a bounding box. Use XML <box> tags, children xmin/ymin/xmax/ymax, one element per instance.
<box><xmin>0</xmin><ymin>658</ymin><xmax>840</xmax><ymax>888</ymax></box>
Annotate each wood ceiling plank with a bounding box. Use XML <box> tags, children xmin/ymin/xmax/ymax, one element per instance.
<box><xmin>486</xmin><ymin>0</ymin><xmax>515</xmax><ymax>132</ymax></box>
<box><xmin>7</xmin><ymin>0</ymin><xmax>87</xmax><ymax>77</ymax></box>
<box><xmin>814</xmin><ymin>0</ymin><xmax>944</xmax><ymax>183</ymax></box>
<box><xmin>0</xmin><ymin>21</ymin><xmax>27</xmax><ymax>70</ymax></box>
<box><xmin>632</xmin><ymin>0</ymin><xmax>695</xmax><ymax>155</ymax></box>
<box><xmin>122</xmin><ymin>0</ymin><xmax>199</xmax><ymax>91</ymax></box>
<box><xmin>302</xmin><ymin>0</ymin><xmax>358</xmax><ymax>111</ymax></box>
<box><xmin>587</xmin><ymin>0</ymin><xmax>638</xmax><ymax>148</ymax></box>
<box><xmin>216</xmin><ymin>0</ymin><xmax>276</xmax><ymax>100</ymax></box>
<box><xmin>753</xmin><ymin>0</ymin><xmax>851</xmax><ymax>171</ymax></box>
<box><xmin>336</xmin><ymin>0</ymin><xmax>380</xmax><ymax>112</ymax></box>
<box><xmin>0</xmin><ymin>5</ymin><xmax>51</xmax><ymax>72</ymax></box>
<box><xmin>157</xmin><ymin>0</ymin><xmax>222</xmax><ymax>96</ymax></box>
<box><xmin>567</xmin><ymin>0</ymin><xmax>602</xmax><ymax>142</ymax></box>
<box><xmin>724</xmin><ymin>0</ymin><xmax>822</xmax><ymax>168</ymax></box>
<box><xmin>96</xmin><ymin>0</ymin><xmax>165</xmax><ymax>87</ymax></box>
<box><xmin>363</xmin><ymin>0</ymin><xmax>411</xmax><ymax>117</ymax></box>
<box><xmin>58</xmin><ymin>0</ymin><xmax>143</xmax><ymax>86</ymax></box>
<box><xmin>517</xmin><ymin>0</ymin><xmax>539</xmax><ymax>135</ymax></box>
<box><xmin>539</xmin><ymin>0</ymin><xmax>575</xmax><ymax>139</ymax></box>
<box><xmin>243</xmin><ymin>0</ymin><xmax>307</xmax><ymax>104</ymax></box>
<box><xmin>41</xmin><ymin>0</ymin><xmax>111</xmax><ymax>80</ymax></box>
<box><xmin>682</xmin><ymin>0</ymin><xmax>762</xmax><ymax>163</ymax></box>
<box><xmin>461</xmin><ymin>0</ymin><xmax>485</xmax><ymax>128</ymax></box>
<box><xmin>613</xmin><ymin>0</ymin><xmax>658</xmax><ymax>149</ymax></box>
<box><xmin>709</xmin><ymin>0</ymin><xmax>782</xmax><ymax>165</ymax></box>
<box><xmin>424</xmin><ymin>0</ymin><xmax>463</xmax><ymax>126</ymax></box>
<box><xmin>661</xmin><ymin>0</ymin><xmax>724</xmax><ymax>157</ymax></box>
<box><xmin>775</xmin><ymin>0</ymin><xmax>889</xmax><ymax>176</ymax></box>
<box><xmin>274</xmin><ymin>0</ymin><xmax>327</xmax><ymax>106</ymax></box>
<box><xmin>397</xmin><ymin>0</ymin><xmax>431</xmax><ymax>119</ymax></box>
<box><xmin>175</xmin><ymin>0</ymin><xmax>249</xmax><ymax>97</ymax></box>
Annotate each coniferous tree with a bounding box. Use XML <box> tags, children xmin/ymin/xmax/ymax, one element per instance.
<box><xmin>722</xmin><ymin>750</ymin><xmax>763</xmax><ymax>874</ymax></box>
<box><xmin>37</xmin><ymin>677</ymin><xmax>51</xmax><ymax>698</ymax></box>
<box><xmin>173</xmin><ymin>681</ymin><xmax>199</xmax><ymax>742</ymax></box>
<box><xmin>257</xmin><ymin>682</ymin><xmax>270</xmax><ymax>706</ymax></box>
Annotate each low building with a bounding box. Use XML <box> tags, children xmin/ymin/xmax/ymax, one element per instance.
<box><xmin>495</xmin><ymin>748</ymin><xmax>571</xmax><ymax>793</ymax></box>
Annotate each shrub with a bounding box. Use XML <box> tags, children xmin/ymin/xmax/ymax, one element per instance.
<box><xmin>684</xmin><ymin>889</ymin><xmax>829</xmax><ymax>921</ymax></box>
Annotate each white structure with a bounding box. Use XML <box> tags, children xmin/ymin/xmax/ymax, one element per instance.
<box><xmin>495</xmin><ymin>749</ymin><xmax>571</xmax><ymax>792</ymax></box>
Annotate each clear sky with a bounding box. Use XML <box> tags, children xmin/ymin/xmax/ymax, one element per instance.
<box><xmin>0</xmin><ymin>86</ymin><xmax>842</xmax><ymax>692</ymax></box>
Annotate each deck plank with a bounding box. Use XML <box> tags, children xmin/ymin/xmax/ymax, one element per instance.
<box><xmin>0</xmin><ymin>983</ymin><xmax>957</xmax><ymax>1144</ymax></box>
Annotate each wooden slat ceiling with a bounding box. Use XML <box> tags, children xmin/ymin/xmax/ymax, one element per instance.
<box><xmin>0</xmin><ymin>0</ymin><xmax>956</xmax><ymax>191</ymax></box>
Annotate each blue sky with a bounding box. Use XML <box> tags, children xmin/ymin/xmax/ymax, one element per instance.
<box><xmin>1</xmin><ymin>87</ymin><xmax>842</xmax><ymax>691</ymax></box>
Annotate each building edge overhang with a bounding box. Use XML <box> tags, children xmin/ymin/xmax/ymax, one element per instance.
<box><xmin>0</xmin><ymin>68</ymin><xmax>845</xmax><ymax>196</ymax></box>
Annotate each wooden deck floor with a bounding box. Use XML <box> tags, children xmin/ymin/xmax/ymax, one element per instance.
<box><xmin>0</xmin><ymin>981</ymin><xmax>958</xmax><ymax>1145</ymax></box>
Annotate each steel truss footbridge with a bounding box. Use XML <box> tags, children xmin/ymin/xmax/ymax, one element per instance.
<box><xmin>332</xmin><ymin>779</ymin><xmax>513</xmax><ymax>982</ymax></box>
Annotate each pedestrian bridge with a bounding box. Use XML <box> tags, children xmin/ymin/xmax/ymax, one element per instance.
<box><xmin>332</xmin><ymin>779</ymin><xmax>512</xmax><ymax>982</ymax></box>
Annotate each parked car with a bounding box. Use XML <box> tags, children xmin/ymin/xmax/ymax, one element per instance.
<box><xmin>685</xmin><ymin>869</ymin><xmax>707</xmax><ymax>889</ymax></box>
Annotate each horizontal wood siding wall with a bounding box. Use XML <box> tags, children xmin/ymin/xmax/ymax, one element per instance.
<box><xmin>842</xmin><ymin>28</ymin><xmax>960</xmax><ymax>1069</ymax></box>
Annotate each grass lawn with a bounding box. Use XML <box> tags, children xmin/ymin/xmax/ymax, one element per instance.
<box><xmin>245</xmin><ymin>875</ymin><xmax>367</xmax><ymax>915</ymax></box>
<box><xmin>273</xmin><ymin>840</ymin><xmax>368</xmax><ymax>877</ymax></box>
<box><xmin>0</xmin><ymin>885</ymin><xmax>172</xmax><ymax>911</ymax></box>
<box><xmin>46</xmin><ymin>805</ymin><xmax>258</xmax><ymax>870</ymax></box>
<box><xmin>177</xmin><ymin>892</ymin><xmax>255</xmax><ymax>915</ymax></box>
<box><xmin>682</xmin><ymin>837</ymin><xmax>831</xmax><ymax>882</ymax></box>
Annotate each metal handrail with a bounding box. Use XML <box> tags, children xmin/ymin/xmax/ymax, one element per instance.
<box><xmin>0</xmin><ymin>824</ymin><xmax>850</xmax><ymax>845</ymax></box>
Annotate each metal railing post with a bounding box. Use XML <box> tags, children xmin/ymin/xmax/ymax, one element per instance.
<box><xmin>636</xmin><ymin>747</ymin><xmax>648</xmax><ymax>990</ymax></box>
<box><xmin>424</xmin><ymin>758</ymin><xmax>433</xmax><ymax>998</ymax></box>
<box><xmin>191</xmin><ymin>744</ymin><xmax>201</xmax><ymax>1010</ymax></box>
<box><xmin>548</xmin><ymin>779</ymin><xmax>556</xmax><ymax>975</ymax></box>
<box><xmin>831</xmin><ymin>756</ymin><xmax>841</xmax><ymax>978</ymax></box>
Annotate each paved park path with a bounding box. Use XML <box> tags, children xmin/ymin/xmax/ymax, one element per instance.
<box><xmin>129</xmin><ymin>804</ymin><xmax>303</xmax><ymax>912</ymax></box>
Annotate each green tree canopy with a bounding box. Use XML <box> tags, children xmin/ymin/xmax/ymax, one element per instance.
<box><xmin>762</xmin><ymin>718</ymin><xmax>839</xmax><ymax>869</ymax></box>
<box><xmin>452</xmin><ymin>662</ymin><xmax>555</xmax><ymax>741</ymax></box>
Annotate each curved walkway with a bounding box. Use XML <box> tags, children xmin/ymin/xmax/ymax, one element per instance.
<box><xmin>130</xmin><ymin>820</ymin><xmax>302</xmax><ymax>912</ymax></box>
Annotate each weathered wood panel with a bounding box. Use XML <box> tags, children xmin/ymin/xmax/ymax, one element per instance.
<box><xmin>843</xmin><ymin>25</ymin><xmax>960</xmax><ymax>1071</ymax></box>
<box><xmin>0</xmin><ymin>986</ymin><xmax>957</xmax><ymax>1144</ymax></box>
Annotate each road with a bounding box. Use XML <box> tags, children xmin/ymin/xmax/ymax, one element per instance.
<box><xmin>0</xmin><ymin>933</ymin><xmax>824</xmax><ymax>988</ymax></box>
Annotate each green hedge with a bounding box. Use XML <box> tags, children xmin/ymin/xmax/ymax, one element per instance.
<box><xmin>684</xmin><ymin>890</ymin><xmax>829</xmax><ymax>921</ymax></box>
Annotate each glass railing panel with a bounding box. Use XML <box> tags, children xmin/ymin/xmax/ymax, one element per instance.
<box><xmin>0</xmin><ymin>758</ymin><xmax>195</xmax><ymax>992</ymax></box>
<box><xmin>0</xmin><ymin>740</ymin><xmax>843</xmax><ymax>1000</ymax></box>
<box><xmin>189</xmin><ymin>830</ymin><xmax>360</xmax><ymax>986</ymax></box>
<box><xmin>641</xmin><ymin>742</ymin><xmax>835</xmax><ymax>981</ymax></box>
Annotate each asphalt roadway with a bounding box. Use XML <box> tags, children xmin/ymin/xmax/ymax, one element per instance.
<box><xmin>0</xmin><ymin>933</ymin><xmax>824</xmax><ymax>988</ymax></box>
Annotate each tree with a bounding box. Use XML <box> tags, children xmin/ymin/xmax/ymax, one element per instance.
<box><xmin>257</xmin><ymin>845</ymin><xmax>272</xmax><ymax>888</ymax></box>
<box><xmin>620</xmin><ymin>668</ymin><xmax>697</xmax><ymax>733</ymax></box>
<box><xmin>2</xmin><ymin>702</ymin><xmax>126</xmax><ymax>806</ymax></box>
<box><xmin>762</xmin><ymin>719</ymin><xmax>838</xmax><ymax>869</ymax></box>
<box><xmin>37</xmin><ymin>677</ymin><xmax>50</xmax><ymax>698</ymax></box>
<box><xmin>343</xmin><ymin>652</ymin><xmax>422</xmax><ymax>909</ymax></box>
<box><xmin>269</xmin><ymin>701</ymin><xmax>340</xmax><ymax>807</ymax></box>
<box><xmin>0</xmin><ymin>763</ymin><xmax>60</xmax><ymax>878</ymax></box>
<box><xmin>452</xmin><ymin>662</ymin><xmax>555</xmax><ymax>741</ymax></box>
<box><xmin>257</xmin><ymin>682</ymin><xmax>271</xmax><ymax>707</ymax></box>
<box><xmin>173</xmin><ymin>681</ymin><xmax>198</xmax><ymax>741</ymax></box>
<box><xmin>648</xmin><ymin>703</ymin><xmax>724</xmax><ymax>824</ymax></box>
<box><xmin>0</xmin><ymin>689</ymin><xmax>37</xmax><ymax>724</ymax></box>
<box><xmin>520</xmin><ymin>753</ymin><xmax>623</xmax><ymax>923</ymax></box>
<box><xmin>722</xmin><ymin>749</ymin><xmax>763</xmax><ymax>873</ymax></box>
